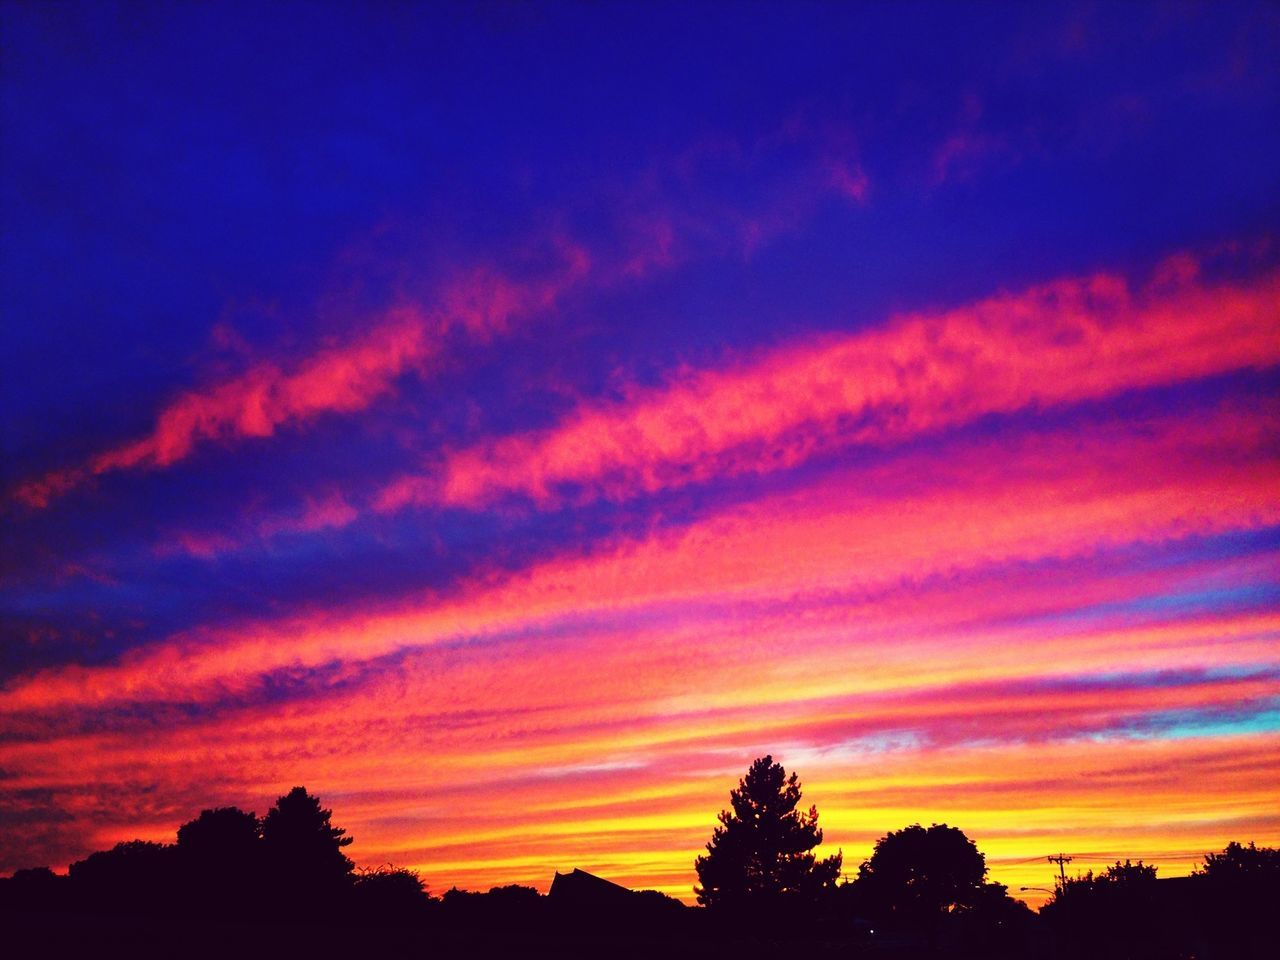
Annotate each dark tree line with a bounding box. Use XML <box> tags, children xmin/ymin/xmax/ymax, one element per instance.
<box><xmin>694</xmin><ymin>756</ymin><xmax>1035</xmax><ymax>953</ymax></box>
<box><xmin>1041</xmin><ymin>844</ymin><xmax>1280</xmax><ymax>959</ymax></box>
<box><xmin>2</xmin><ymin>787</ymin><xmax>424</xmax><ymax>924</ymax></box>
<box><xmin>3</xmin><ymin>762</ymin><xmax>1278</xmax><ymax>958</ymax></box>
<box><xmin>692</xmin><ymin>755</ymin><xmax>1278</xmax><ymax>957</ymax></box>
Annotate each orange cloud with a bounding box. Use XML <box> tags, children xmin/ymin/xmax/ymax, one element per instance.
<box><xmin>4</xmin><ymin>647</ymin><xmax>1276</xmax><ymax>902</ymax></box>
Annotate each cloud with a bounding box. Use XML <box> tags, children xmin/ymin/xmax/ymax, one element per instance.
<box><xmin>155</xmin><ymin>492</ymin><xmax>361</xmax><ymax>560</ymax></box>
<box><xmin>11</xmin><ymin>245</ymin><xmax>591</xmax><ymax>511</ymax></box>
<box><xmin>3</xmin><ymin>394</ymin><xmax>1275</xmax><ymax>717</ymax></box>
<box><xmin>11</xmin><ymin>121</ymin><xmax>877</xmax><ymax>515</ymax></box>
<box><xmin>376</xmin><ymin>253</ymin><xmax>1280</xmax><ymax>513</ymax></box>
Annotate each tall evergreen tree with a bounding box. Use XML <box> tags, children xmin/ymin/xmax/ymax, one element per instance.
<box><xmin>261</xmin><ymin>787</ymin><xmax>354</xmax><ymax>912</ymax></box>
<box><xmin>694</xmin><ymin>755</ymin><xmax>841</xmax><ymax>908</ymax></box>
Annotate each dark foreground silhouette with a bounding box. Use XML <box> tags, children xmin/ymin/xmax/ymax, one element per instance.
<box><xmin>3</xmin><ymin>771</ymin><xmax>1277</xmax><ymax>958</ymax></box>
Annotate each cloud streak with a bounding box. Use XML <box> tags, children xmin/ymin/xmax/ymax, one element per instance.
<box><xmin>11</xmin><ymin>245</ymin><xmax>591</xmax><ymax>510</ymax></box>
<box><xmin>3</xmin><ymin>394</ymin><xmax>1274</xmax><ymax>716</ymax></box>
<box><xmin>377</xmin><ymin>253</ymin><xmax>1280</xmax><ymax>512</ymax></box>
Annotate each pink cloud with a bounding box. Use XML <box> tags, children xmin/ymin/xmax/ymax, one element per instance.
<box><xmin>12</xmin><ymin>121</ymin><xmax>878</xmax><ymax>515</ymax></box>
<box><xmin>155</xmin><ymin>491</ymin><xmax>361</xmax><ymax>560</ymax></box>
<box><xmin>5</xmin><ymin>395</ymin><xmax>1276</xmax><ymax>716</ymax></box>
<box><xmin>377</xmin><ymin>252</ymin><xmax>1280</xmax><ymax>513</ymax></box>
<box><xmin>13</xmin><ymin>247</ymin><xmax>591</xmax><ymax>511</ymax></box>
<box><xmin>256</xmin><ymin>492</ymin><xmax>360</xmax><ymax>540</ymax></box>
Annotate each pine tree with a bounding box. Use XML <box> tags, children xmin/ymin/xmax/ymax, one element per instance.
<box><xmin>261</xmin><ymin>786</ymin><xmax>354</xmax><ymax>912</ymax></box>
<box><xmin>694</xmin><ymin>755</ymin><xmax>842</xmax><ymax>908</ymax></box>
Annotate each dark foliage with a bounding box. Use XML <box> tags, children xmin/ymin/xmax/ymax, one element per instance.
<box><xmin>177</xmin><ymin>805</ymin><xmax>261</xmax><ymax>856</ymax></box>
<box><xmin>3</xmin><ymin>783</ymin><xmax>1277</xmax><ymax>958</ymax></box>
<box><xmin>1044</xmin><ymin>858</ymin><xmax>1159</xmax><ymax>909</ymax></box>
<box><xmin>0</xmin><ymin>787</ymin><xmax>422</xmax><ymax>928</ymax></box>
<box><xmin>68</xmin><ymin>839</ymin><xmax>181</xmax><ymax>913</ymax></box>
<box><xmin>1197</xmin><ymin>839</ymin><xmax>1280</xmax><ymax>881</ymax></box>
<box><xmin>947</xmin><ymin>878</ymin><xmax>1039</xmax><ymax>956</ymax></box>
<box><xmin>1187</xmin><ymin>841</ymin><xmax>1280</xmax><ymax>958</ymax></box>
<box><xmin>0</xmin><ymin>865</ymin><xmax>68</xmax><ymax>912</ymax></box>
<box><xmin>694</xmin><ymin>755</ymin><xmax>842</xmax><ymax>910</ymax></box>
<box><xmin>440</xmin><ymin>883</ymin><xmax>545</xmax><ymax>928</ymax></box>
<box><xmin>351</xmin><ymin>865</ymin><xmax>431</xmax><ymax>921</ymax></box>
<box><xmin>261</xmin><ymin>785</ymin><xmax>354</xmax><ymax>914</ymax></box>
<box><xmin>177</xmin><ymin>805</ymin><xmax>263</xmax><ymax>908</ymax></box>
<box><xmin>850</xmin><ymin>822</ymin><xmax>1032</xmax><ymax>954</ymax></box>
<box><xmin>857</xmin><ymin>823</ymin><xmax>988</xmax><ymax>920</ymax></box>
<box><xmin>1042</xmin><ymin>860</ymin><xmax>1171</xmax><ymax>959</ymax></box>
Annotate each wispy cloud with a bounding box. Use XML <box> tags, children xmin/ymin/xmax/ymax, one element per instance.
<box><xmin>11</xmin><ymin>244</ymin><xmax>590</xmax><ymax>510</ymax></box>
<box><xmin>377</xmin><ymin>253</ymin><xmax>1280</xmax><ymax>513</ymax></box>
<box><xmin>4</xmin><ymin>393</ymin><xmax>1274</xmax><ymax>716</ymax></box>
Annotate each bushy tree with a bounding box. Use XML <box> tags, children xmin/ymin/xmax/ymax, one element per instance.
<box><xmin>68</xmin><ymin>840</ymin><xmax>180</xmax><ymax>913</ymax></box>
<box><xmin>856</xmin><ymin>823</ymin><xmax>989</xmax><ymax>930</ymax></box>
<box><xmin>1041</xmin><ymin>859</ymin><xmax>1162</xmax><ymax>957</ymax></box>
<box><xmin>1190</xmin><ymin>842</ymin><xmax>1280</xmax><ymax>955</ymax></box>
<box><xmin>176</xmin><ymin>806</ymin><xmax>262</xmax><ymax>910</ymax></box>
<box><xmin>694</xmin><ymin>755</ymin><xmax>842</xmax><ymax>909</ymax></box>
<box><xmin>1197</xmin><ymin>841</ymin><xmax>1280</xmax><ymax>882</ymax></box>
<box><xmin>177</xmin><ymin>806</ymin><xmax>261</xmax><ymax>856</ymax></box>
<box><xmin>1044</xmin><ymin>858</ymin><xmax>1158</xmax><ymax>909</ymax></box>
<box><xmin>1096</xmin><ymin>859</ymin><xmax>1157</xmax><ymax>885</ymax></box>
<box><xmin>351</xmin><ymin>865</ymin><xmax>431</xmax><ymax>920</ymax></box>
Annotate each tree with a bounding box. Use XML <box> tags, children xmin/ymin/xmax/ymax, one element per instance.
<box><xmin>1196</xmin><ymin>841</ymin><xmax>1280</xmax><ymax>882</ymax></box>
<box><xmin>856</xmin><ymin>824</ymin><xmax>988</xmax><ymax>928</ymax></box>
<box><xmin>694</xmin><ymin>755</ymin><xmax>842</xmax><ymax>909</ymax></box>
<box><xmin>176</xmin><ymin>806</ymin><xmax>262</xmax><ymax>911</ymax></box>
<box><xmin>261</xmin><ymin>786</ymin><xmax>354</xmax><ymax>912</ymax></box>
<box><xmin>1044</xmin><ymin>858</ymin><xmax>1157</xmax><ymax>906</ymax></box>
<box><xmin>0</xmin><ymin>866</ymin><xmax>67</xmax><ymax>913</ymax></box>
<box><xmin>1191</xmin><ymin>842</ymin><xmax>1280</xmax><ymax>955</ymax></box>
<box><xmin>352</xmin><ymin>865</ymin><xmax>431</xmax><ymax>920</ymax></box>
<box><xmin>68</xmin><ymin>840</ymin><xmax>180</xmax><ymax>913</ymax></box>
<box><xmin>177</xmin><ymin>806</ymin><xmax>260</xmax><ymax>856</ymax></box>
<box><xmin>1041</xmin><ymin>860</ymin><xmax>1162</xmax><ymax>957</ymax></box>
<box><xmin>1094</xmin><ymin>859</ymin><xmax>1157</xmax><ymax>885</ymax></box>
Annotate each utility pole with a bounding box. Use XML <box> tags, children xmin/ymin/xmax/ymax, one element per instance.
<box><xmin>1047</xmin><ymin>853</ymin><xmax>1073</xmax><ymax>888</ymax></box>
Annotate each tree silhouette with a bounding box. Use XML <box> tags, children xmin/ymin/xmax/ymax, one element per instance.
<box><xmin>176</xmin><ymin>806</ymin><xmax>261</xmax><ymax>910</ymax></box>
<box><xmin>261</xmin><ymin>786</ymin><xmax>354</xmax><ymax>912</ymax></box>
<box><xmin>1192</xmin><ymin>843</ymin><xmax>1280</xmax><ymax>956</ymax></box>
<box><xmin>177</xmin><ymin>805</ymin><xmax>260</xmax><ymax>854</ymax></box>
<box><xmin>68</xmin><ymin>840</ymin><xmax>180</xmax><ymax>913</ymax></box>
<box><xmin>1045</xmin><ymin>858</ymin><xmax>1158</xmax><ymax>908</ymax></box>
<box><xmin>1197</xmin><ymin>841</ymin><xmax>1280</xmax><ymax>882</ymax></box>
<box><xmin>1041</xmin><ymin>859</ymin><xmax>1163</xmax><ymax>958</ymax></box>
<box><xmin>0</xmin><ymin>866</ymin><xmax>66</xmax><ymax>913</ymax></box>
<box><xmin>352</xmin><ymin>865</ymin><xmax>431</xmax><ymax>920</ymax></box>
<box><xmin>694</xmin><ymin>755</ymin><xmax>841</xmax><ymax>909</ymax></box>
<box><xmin>856</xmin><ymin>823</ymin><xmax>988</xmax><ymax>929</ymax></box>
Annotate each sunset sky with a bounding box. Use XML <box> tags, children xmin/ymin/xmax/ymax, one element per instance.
<box><xmin>2</xmin><ymin>2</ymin><xmax>1278</xmax><ymax>906</ymax></box>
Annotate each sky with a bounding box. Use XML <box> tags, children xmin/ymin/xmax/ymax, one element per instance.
<box><xmin>1</xmin><ymin>1</ymin><xmax>1278</xmax><ymax>906</ymax></box>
